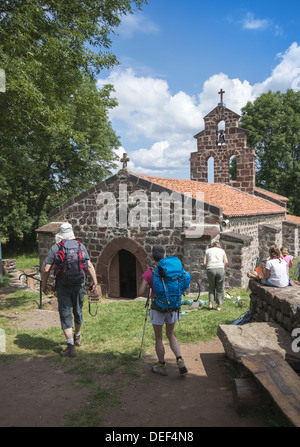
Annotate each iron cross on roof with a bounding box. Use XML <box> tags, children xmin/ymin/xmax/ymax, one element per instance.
<box><xmin>120</xmin><ymin>152</ymin><xmax>130</xmax><ymax>169</ymax></box>
<box><xmin>218</xmin><ymin>89</ymin><xmax>225</xmax><ymax>105</ymax></box>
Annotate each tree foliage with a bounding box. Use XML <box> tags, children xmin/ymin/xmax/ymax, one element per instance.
<box><xmin>240</xmin><ymin>90</ymin><xmax>300</xmax><ymax>216</ymax></box>
<box><xmin>0</xmin><ymin>0</ymin><xmax>147</xmax><ymax>245</ymax></box>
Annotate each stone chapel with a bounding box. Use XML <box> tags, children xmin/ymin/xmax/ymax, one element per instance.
<box><xmin>36</xmin><ymin>92</ymin><xmax>300</xmax><ymax>298</ymax></box>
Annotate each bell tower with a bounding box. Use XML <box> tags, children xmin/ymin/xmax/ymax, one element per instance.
<box><xmin>190</xmin><ymin>90</ymin><xmax>256</xmax><ymax>194</ymax></box>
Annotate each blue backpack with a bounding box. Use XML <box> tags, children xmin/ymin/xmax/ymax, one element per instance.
<box><xmin>233</xmin><ymin>311</ymin><xmax>251</xmax><ymax>325</ymax></box>
<box><xmin>152</xmin><ymin>257</ymin><xmax>191</xmax><ymax>311</ymax></box>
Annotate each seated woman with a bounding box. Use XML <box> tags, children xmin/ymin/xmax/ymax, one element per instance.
<box><xmin>262</xmin><ymin>245</ymin><xmax>289</xmax><ymax>288</ymax></box>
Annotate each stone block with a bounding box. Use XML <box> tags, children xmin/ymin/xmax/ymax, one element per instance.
<box><xmin>217</xmin><ymin>322</ymin><xmax>298</xmax><ymax>363</ymax></box>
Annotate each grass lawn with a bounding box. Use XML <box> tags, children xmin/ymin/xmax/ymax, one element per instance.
<box><xmin>0</xmin><ymin>286</ymin><xmax>250</xmax><ymax>361</ymax></box>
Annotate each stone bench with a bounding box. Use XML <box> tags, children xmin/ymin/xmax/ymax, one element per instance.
<box><xmin>218</xmin><ymin>322</ymin><xmax>300</xmax><ymax>426</ymax></box>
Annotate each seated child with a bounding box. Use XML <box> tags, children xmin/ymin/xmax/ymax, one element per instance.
<box><xmin>247</xmin><ymin>261</ymin><xmax>266</xmax><ymax>281</ymax></box>
<box><xmin>281</xmin><ymin>247</ymin><xmax>293</xmax><ymax>286</ymax></box>
<box><xmin>281</xmin><ymin>247</ymin><xmax>293</xmax><ymax>276</ymax></box>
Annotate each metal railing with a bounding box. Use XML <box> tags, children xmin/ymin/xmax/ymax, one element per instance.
<box><xmin>19</xmin><ymin>272</ymin><xmax>43</xmax><ymax>309</ymax></box>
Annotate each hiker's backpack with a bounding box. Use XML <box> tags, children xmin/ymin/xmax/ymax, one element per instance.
<box><xmin>54</xmin><ymin>239</ymin><xmax>88</xmax><ymax>286</ymax></box>
<box><xmin>152</xmin><ymin>257</ymin><xmax>191</xmax><ymax>311</ymax></box>
<box><xmin>233</xmin><ymin>311</ymin><xmax>251</xmax><ymax>326</ymax></box>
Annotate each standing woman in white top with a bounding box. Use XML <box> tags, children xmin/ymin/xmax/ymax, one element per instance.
<box><xmin>203</xmin><ymin>241</ymin><xmax>228</xmax><ymax>311</ymax></box>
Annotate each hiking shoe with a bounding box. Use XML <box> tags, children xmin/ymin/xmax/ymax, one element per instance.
<box><xmin>74</xmin><ymin>333</ymin><xmax>82</xmax><ymax>347</ymax></box>
<box><xmin>177</xmin><ymin>358</ymin><xmax>188</xmax><ymax>375</ymax></box>
<box><xmin>152</xmin><ymin>362</ymin><xmax>168</xmax><ymax>376</ymax></box>
<box><xmin>61</xmin><ymin>343</ymin><xmax>77</xmax><ymax>357</ymax></box>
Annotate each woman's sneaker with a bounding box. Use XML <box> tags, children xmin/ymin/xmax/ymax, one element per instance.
<box><xmin>152</xmin><ymin>362</ymin><xmax>168</xmax><ymax>376</ymax></box>
<box><xmin>177</xmin><ymin>358</ymin><xmax>188</xmax><ymax>374</ymax></box>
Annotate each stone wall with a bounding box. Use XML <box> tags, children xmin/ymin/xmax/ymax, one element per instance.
<box><xmin>282</xmin><ymin>221</ymin><xmax>299</xmax><ymax>257</ymax></box>
<box><xmin>220</xmin><ymin>232</ymin><xmax>253</xmax><ymax>289</ymax></box>
<box><xmin>2</xmin><ymin>259</ymin><xmax>17</xmax><ymax>274</ymax></box>
<box><xmin>258</xmin><ymin>224</ymin><xmax>282</xmax><ymax>258</ymax></box>
<box><xmin>249</xmin><ymin>280</ymin><xmax>300</xmax><ymax>332</ymax></box>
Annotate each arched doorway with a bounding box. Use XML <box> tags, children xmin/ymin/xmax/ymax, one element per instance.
<box><xmin>97</xmin><ymin>237</ymin><xmax>148</xmax><ymax>299</ymax></box>
<box><xmin>110</xmin><ymin>249</ymin><xmax>137</xmax><ymax>298</ymax></box>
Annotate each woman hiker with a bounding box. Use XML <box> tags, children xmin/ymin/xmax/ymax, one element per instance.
<box><xmin>203</xmin><ymin>241</ymin><xmax>228</xmax><ymax>311</ymax></box>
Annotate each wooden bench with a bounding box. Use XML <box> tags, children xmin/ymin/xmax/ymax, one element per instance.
<box><xmin>240</xmin><ymin>353</ymin><xmax>300</xmax><ymax>427</ymax></box>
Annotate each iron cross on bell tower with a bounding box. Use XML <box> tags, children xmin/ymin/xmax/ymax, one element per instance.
<box><xmin>218</xmin><ymin>88</ymin><xmax>225</xmax><ymax>106</ymax></box>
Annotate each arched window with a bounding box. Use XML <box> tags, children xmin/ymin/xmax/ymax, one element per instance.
<box><xmin>207</xmin><ymin>156</ymin><xmax>214</xmax><ymax>183</ymax></box>
<box><xmin>229</xmin><ymin>155</ymin><xmax>237</xmax><ymax>181</ymax></box>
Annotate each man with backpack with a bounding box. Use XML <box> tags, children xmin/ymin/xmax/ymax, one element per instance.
<box><xmin>139</xmin><ymin>245</ymin><xmax>191</xmax><ymax>376</ymax></box>
<box><xmin>42</xmin><ymin>223</ymin><xmax>99</xmax><ymax>357</ymax></box>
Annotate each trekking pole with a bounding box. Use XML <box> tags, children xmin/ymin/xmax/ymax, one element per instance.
<box><xmin>188</xmin><ymin>274</ymin><xmax>201</xmax><ymax>310</ymax></box>
<box><xmin>138</xmin><ymin>291</ymin><xmax>150</xmax><ymax>359</ymax></box>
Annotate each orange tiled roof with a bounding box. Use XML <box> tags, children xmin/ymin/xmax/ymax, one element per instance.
<box><xmin>254</xmin><ymin>187</ymin><xmax>289</xmax><ymax>202</ymax></box>
<box><xmin>136</xmin><ymin>174</ymin><xmax>287</xmax><ymax>218</ymax></box>
<box><xmin>286</xmin><ymin>215</ymin><xmax>300</xmax><ymax>224</ymax></box>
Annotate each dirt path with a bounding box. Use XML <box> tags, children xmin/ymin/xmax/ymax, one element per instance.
<box><xmin>0</xmin><ymin>274</ymin><xmax>267</xmax><ymax>427</ymax></box>
<box><xmin>100</xmin><ymin>339</ymin><xmax>267</xmax><ymax>428</ymax></box>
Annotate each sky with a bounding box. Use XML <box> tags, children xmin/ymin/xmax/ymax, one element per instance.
<box><xmin>97</xmin><ymin>0</ymin><xmax>300</xmax><ymax>179</ymax></box>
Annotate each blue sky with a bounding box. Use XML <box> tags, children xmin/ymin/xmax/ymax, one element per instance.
<box><xmin>98</xmin><ymin>0</ymin><xmax>300</xmax><ymax>179</ymax></box>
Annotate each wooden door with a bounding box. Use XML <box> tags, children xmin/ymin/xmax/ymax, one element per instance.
<box><xmin>109</xmin><ymin>252</ymin><xmax>120</xmax><ymax>298</ymax></box>
<box><xmin>136</xmin><ymin>260</ymin><xmax>145</xmax><ymax>297</ymax></box>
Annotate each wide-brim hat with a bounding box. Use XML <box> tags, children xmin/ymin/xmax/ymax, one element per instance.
<box><xmin>56</xmin><ymin>223</ymin><xmax>75</xmax><ymax>240</ymax></box>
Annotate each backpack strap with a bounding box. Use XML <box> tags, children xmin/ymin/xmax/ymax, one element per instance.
<box><xmin>54</xmin><ymin>241</ymin><xmax>65</xmax><ymax>277</ymax></box>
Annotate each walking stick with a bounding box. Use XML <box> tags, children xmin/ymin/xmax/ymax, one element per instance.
<box><xmin>188</xmin><ymin>274</ymin><xmax>201</xmax><ymax>310</ymax></box>
<box><xmin>138</xmin><ymin>290</ymin><xmax>151</xmax><ymax>359</ymax></box>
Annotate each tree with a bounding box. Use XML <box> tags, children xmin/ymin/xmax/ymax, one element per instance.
<box><xmin>240</xmin><ymin>90</ymin><xmax>300</xmax><ymax>216</ymax></box>
<box><xmin>0</xmin><ymin>0</ymin><xmax>147</xmax><ymax>245</ymax></box>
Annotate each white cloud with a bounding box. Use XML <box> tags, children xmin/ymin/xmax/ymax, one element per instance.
<box><xmin>117</xmin><ymin>13</ymin><xmax>159</xmax><ymax>39</ymax></box>
<box><xmin>242</xmin><ymin>12</ymin><xmax>270</xmax><ymax>30</ymax></box>
<box><xmin>99</xmin><ymin>42</ymin><xmax>300</xmax><ymax>179</ymax></box>
<box><xmin>255</xmin><ymin>42</ymin><xmax>300</xmax><ymax>92</ymax></box>
<box><xmin>98</xmin><ymin>68</ymin><xmax>203</xmax><ymax>142</ymax></box>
